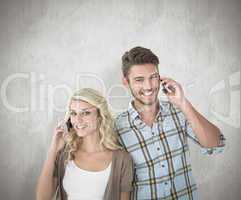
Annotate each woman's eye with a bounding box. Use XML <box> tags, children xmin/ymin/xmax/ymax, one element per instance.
<box><xmin>82</xmin><ymin>111</ymin><xmax>91</xmax><ymax>116</ymax></box>
<box><xmin>70</xmin><ymin>112</ymin><xmax>77</xmax><ymax>116</ymax></box>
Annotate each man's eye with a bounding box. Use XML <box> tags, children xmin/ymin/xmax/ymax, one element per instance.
<box><xmin>151</xmin><ymin>75</ymin><xmax>159</xmax><ymax>79</ymax></box>
<box><xmin>135</xmin><ymin>79</ymin><xmax>144</xmax><ymax>82</ymax></box>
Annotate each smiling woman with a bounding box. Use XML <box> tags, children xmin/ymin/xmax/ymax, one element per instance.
<box><xmin>36</xmin><ymin>88</ymin><xmax>134</xmax><ymax>200</ymax></box>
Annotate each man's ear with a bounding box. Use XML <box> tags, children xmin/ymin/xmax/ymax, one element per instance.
<box><xmin>122</xmin><ymin>76</ymin><xmax>129</xmax><ymax>88</ymax></box>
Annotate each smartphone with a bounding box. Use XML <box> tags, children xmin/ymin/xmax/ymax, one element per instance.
<box><xmin>161</xmin><ymin>81</ymin><xmax>175</xmax><ymax>94</ymax></box>
<box><xmin>57</xmin><ymin>119</ymin><xmax>71</xmax><ymax>133</ymax></box>
<box><xmin>66</xmin><ymin>118</ymin><xmax>73</xmax><ymax>132</ymax></box>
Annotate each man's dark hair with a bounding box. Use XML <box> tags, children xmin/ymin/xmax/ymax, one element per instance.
<box><xmin>121</xmin><ymin>46</ymin><xmax>159</xmax><ymax>77</ymax></box>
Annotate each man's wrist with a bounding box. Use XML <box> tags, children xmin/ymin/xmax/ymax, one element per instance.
<box><xmin>179</xmin><ymin>97</ymin><xmax>190</xmax><ymax>113</ymax></box>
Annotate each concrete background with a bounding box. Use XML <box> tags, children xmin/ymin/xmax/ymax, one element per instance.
<box><xmin>0</xmin><ymin>0</ymin><xmax>240</xmax><ymax>199</ymax></box>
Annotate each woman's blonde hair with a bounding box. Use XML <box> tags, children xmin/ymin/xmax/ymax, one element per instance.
<box><xmin>63</xmin><ymin>88</ymin><xmax>122</xmax><ymax>162</ymax></box>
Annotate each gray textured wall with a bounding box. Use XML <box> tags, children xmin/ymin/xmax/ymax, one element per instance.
<box><xmin>0</xmin><ymin>0</ymin><xmax>240</xmax><ymax>199</ymax></box>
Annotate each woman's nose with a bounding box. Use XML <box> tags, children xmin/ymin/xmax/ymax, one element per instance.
<box><xmin>76</xmin><ymin>114</ymin><xmax>84</xmax><ymax>122</ymax></box>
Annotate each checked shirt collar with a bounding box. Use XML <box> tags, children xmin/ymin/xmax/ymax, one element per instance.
<box><xmin>127</xmin><ymin>100</ymin><xmax>170</xmax><ymax>125</ymax></box>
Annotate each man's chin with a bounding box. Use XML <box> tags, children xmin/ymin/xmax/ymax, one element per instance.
<box><xmin>138</xmin><ymin>98</ymin><xmax>157</xmax><ymax>106</ymax></box>
<box><xmin>143</xmin><ymin>101</ymin><xmax>156</xmax><ymax>106</ymax></box>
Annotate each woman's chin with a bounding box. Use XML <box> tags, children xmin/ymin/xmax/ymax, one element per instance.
<box><xmin>76</xmin><ymin>132</ymin><xmax>87</xmax><ymax>137</ymax></box>
<box><xmin>75</xmin><ymin>129</ymin><xmax>97</xmax><ymax>138</ymax></box>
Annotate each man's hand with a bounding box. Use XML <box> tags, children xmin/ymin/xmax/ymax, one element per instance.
<box><xmin>159</xmin><ymin>76</ymin><xmax>187</xmax><ymax>110</ymax></box>
<box><xmin>159</xmin><ymin>76</ymin><xmax>223</xmax><ymax>148</ymax></box>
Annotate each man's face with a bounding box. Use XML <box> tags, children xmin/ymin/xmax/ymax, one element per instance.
<box><xmin>123</xmin><ymin>63</ymin><xmax>160</xmax><ymax>106</ymax></box>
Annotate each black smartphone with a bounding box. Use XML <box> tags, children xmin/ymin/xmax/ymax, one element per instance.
<box><xmin>66</xmin><ymin>118</ymin><xmax>73</xmax><ymax>132</ymax></box>
<box><xmin>161</xmin><ymin>81</ymin><xmax>175</xmax><ymax>94</ymax></box>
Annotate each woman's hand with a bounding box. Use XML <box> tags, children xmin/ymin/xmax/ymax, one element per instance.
<box><xmin>36</xmin><ymin>120</ymin><xmax>68</xmax><ymax>200</ymax></box>
<box><xmin>49</xmin><ymin>120</ymin><xmax>67</xmax><ymax>153</ymax></box>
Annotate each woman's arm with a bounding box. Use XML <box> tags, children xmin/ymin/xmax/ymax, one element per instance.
<box><xmin>36</xmin><ymin>149</ymin><xmax>58</xmax><ymax>200</ymax></box>
<box><xmin>121</xmin><ymin>192</ymin><xmax>130</xmax><ymax>200</ymax></box>
<box><xmin>36</xmin><ymin>123</ymin><xmax>67</xmax><ymax>200</ymax></box>
<box><xmin>120</xmin><ymin>151</ymin><xmax>134</xmax><ymax>200</ymax></box>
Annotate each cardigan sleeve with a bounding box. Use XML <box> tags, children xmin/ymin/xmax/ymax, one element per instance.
<box><xmin>120</xmin><ymin>151</ymin><xmax>134</xmax><ymax>192</ymax></box>
<box><xmin>53</xmin><ymin>153</ymin><xmax>59</xmax><ymax>177</ymax></box>
<box><xmin>53</xmin><ymin>148</ymin><xmax>63</xmax><ymax>178</ymax></box>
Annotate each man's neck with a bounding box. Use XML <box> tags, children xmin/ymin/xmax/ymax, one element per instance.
<box><xmin>133</xmin><ymin>100</ymin><xmax>159</xmax><ymax>127</ymax></box>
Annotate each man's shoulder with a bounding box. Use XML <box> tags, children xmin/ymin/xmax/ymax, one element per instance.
<box><xmin>115</xmin><ymin>110</ymin><xmax>130</xmax><ymax>123</ymax></box>
<box><xmin>114</xmin><ymin>110</ymin><xmax>133</xmax><ymax>132</ymax></box>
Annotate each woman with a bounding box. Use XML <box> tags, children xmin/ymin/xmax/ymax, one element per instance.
<box><xmin>36</xmin><ymin>88</ymin><xmax>134</xmax><ymax>200</ymax></box>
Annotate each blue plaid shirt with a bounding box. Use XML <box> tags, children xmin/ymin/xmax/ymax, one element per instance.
<box><xmin>115</xmin><ymin>101</ymin><xmax>225</xmax><ymax>200</ymax></box>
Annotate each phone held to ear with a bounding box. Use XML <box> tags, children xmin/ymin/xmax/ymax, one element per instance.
<box><xmin>160</xmin><ymin>80</ymin><xmax>175</xmax><ymax>94</ymax></box>
<box><xmin>66</xmin><ymin>118</ymin><xmax>73</xmax><ymax>131</ymax></box>
<box><xmin>57</xmin><ymin>119</ymin><xmax>70</xmax><ymax>133</ymax></box>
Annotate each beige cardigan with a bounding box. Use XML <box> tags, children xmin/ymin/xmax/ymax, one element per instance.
<box><xmin>53</xmin><ymin>148</ymin><xmax>134</xmax><ymax>200</ymax></box>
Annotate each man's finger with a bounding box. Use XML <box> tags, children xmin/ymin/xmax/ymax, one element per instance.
<box><xmin>159</xmin><ymin>75</ymin><xmax>168</xmax><ymax>79</ymax></box>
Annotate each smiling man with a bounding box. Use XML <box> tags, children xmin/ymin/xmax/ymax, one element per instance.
<box><xmin>115</xmin><ymin>46</ymin><xmax>225</xmax><ymax>200</ymax></box>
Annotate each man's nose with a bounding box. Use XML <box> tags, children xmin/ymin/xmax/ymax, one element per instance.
<box><xmin>143</xmin><ymin>79</ymin><xmax>152</xmax><ymax>90</ymax></box>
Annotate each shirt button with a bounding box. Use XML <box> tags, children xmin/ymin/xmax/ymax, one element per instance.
<box><xmin>161</xmin><ymin>164</ymin><xmax>165</xmax><ymax>168</ymax></box>
<box><xmin>152</xmin><ymin>132</ymin><xmax>155</xmax><ymax>135</ymax></box>
<box><xmin>164</xmin><ymin>182</ymin><xmax>168</xmax><ymax>185</ymax></box>
<box><xmin>157</xmin><ymin>147</ymin><xmax>160</xmax><ymax>151</ymax></box>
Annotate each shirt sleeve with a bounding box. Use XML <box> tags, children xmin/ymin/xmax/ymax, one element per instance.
<box><xmin>120</xmin><ymin>152</ymin><xmax>134</xmax><ymax>192</ymax></box>
<box><xmin>185</xmin><ymin>118</ymin><xmax>226</xmax><ymax>155</ymax></box>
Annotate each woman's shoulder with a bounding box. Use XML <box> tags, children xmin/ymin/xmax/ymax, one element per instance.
<box><xmin>112</xmin><ymin>149</ymin><xmax>133</xmax><ymax>161</ymax></box>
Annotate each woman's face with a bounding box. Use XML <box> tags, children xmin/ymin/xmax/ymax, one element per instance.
<box><xmin>69</xmin><ymin>100</ymin><xmax>99</xmax><ymax>137</ymax></box>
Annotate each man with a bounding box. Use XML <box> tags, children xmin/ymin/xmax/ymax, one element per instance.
<box><xmin>115</xmin><ymin>46</ymin><xmax>225</xmax><ymax>200</ymax></box>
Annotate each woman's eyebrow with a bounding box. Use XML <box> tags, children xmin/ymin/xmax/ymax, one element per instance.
<box><xmin>70</xmin><ymin>106</ymin><xmax>95</xmax><ymax>112</ymax></box>
<box><xmin>133</xmin><ymin>76</ymin><xmax>144</xmax><ymax>79</ymax></box>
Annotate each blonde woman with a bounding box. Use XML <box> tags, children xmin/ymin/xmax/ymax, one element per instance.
<box><xmin>36</xmin><ymin>88</ymin><xmax>134</xmax><ymax>200</ymax></box>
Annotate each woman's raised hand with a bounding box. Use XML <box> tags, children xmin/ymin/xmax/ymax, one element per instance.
<box><xmin>49</xmin><ymin>120</ymin><xmax>68</xmax><ymax>154</ymax></box>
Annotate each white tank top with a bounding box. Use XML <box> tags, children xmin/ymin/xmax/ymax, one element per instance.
<box><xmin>63</xmin><ymin>160</ymin><xmax>112</xmax><ymax>200</ymax></box>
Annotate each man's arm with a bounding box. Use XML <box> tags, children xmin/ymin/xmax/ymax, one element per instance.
<box><xmin>180</xmin><ymin>99</ymin><xmax>221</xmax><ymax>148</ymax></box>
<box><xmin>160</xmin><ymin>76</ymin><xmax>223</xmax><ymax>148</ymax></box>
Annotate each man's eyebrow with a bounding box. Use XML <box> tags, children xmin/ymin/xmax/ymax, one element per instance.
<box><xmin>133</xmin><ymin>73</ymin><xmax>159</xmax><ymax>79</ymax></box>
<box><xmin>150</xmin><ymin>72</ymin><xmax>159</xmax><ymax>76</ymax></box>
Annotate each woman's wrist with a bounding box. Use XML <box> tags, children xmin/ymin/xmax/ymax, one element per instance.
<box><xmin>48</xmin><ymin>145</ymin><xmax>59</xmax><ymax>157</ymax></box>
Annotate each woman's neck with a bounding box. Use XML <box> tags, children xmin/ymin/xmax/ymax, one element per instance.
<box><xmin>78</xmin><ymin>132</ymin><xmax>105</xmax><ymax>153</ymax></box>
